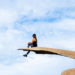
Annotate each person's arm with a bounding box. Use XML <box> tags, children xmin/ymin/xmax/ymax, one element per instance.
<box><xmin>28</xmin><ymin>38</ymin><xmax>36</xmax><ymax>45</ymax></box>
<box><xmin>32</xmin><ymin>38</ymin><xmax>36</xmax><ymax>44</ymax></box>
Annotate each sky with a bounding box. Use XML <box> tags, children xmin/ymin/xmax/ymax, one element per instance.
<box><xmin>0</xmin><ymin>0</ymin><xmax>75</xmax><ymax>75</ymax></box>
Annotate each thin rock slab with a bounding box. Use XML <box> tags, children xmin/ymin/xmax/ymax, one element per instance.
<box><xmin>18</xmin><ymin>47</ymin><xmax>75</xmax><ymax>58</ymax></box>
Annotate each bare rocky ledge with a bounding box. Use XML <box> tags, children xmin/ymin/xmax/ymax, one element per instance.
<box><xmin>61</xmin><ymin>69</ymin><xmax>75</xmax><ymax>75</ymax></box>
<box><xmin>18</xmin><ymin>47</ymin><xmax>75</xmax><ymax>58</ymax></box>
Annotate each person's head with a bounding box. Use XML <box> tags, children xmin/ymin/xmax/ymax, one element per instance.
<box><xmin>32</xmin><ymin>34</ymin><xmax>36</xmax><ymax>38</ymax></box>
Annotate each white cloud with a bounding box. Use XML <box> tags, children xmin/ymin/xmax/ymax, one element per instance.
<box><xmin>0</xmin><ymin>28</ymin><xmax>28</xmax><ymax>56</ymax></box>
<box><xmin>21</xmin><ymin>18</ymin><xmax>75</xmax><ymax>50</ymax></box>
<box><xmin>0</xmin><ymin>9</ymin><xmax>18</xmax><ymax>28</ymax></box>
<box><xmin>0</xmin><ymin>55</ymin><xmax>75</xmax><ymax>75</ymax></box>
<box><xmin>0</xmin><ymin>0</ymin><xmax>75</xmax><ymax>75</ymax></box>
<box><xmin>53</xmin><ymin>19</ymin><xmax>75</xmax><ymax>31</ymax></box>
<box><xmin>0</xmin><ymin>0</ymin><xmax>75</xmax><ymax>20</ymax></box>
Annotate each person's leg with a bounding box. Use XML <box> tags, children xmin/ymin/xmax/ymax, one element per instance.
<box><xmin>23</xmin><ymin>44</ymin><xmax>31</xmax><ymax>57</ymax></box>
<box><xmin>26</xmin><ymin>50</ymin><xmax>30</xmax><ymax>55</ymax></box>
<box><xmin>27</xmin><ymin>44</ymin><xmax>30</xmax><ymax>48</ymax></box>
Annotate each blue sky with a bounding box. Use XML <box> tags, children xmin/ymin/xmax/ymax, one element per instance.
<box><xmin>0</xmin><ymin>0</ymin><xmax>75</xmax><ymax>75</ymax></box>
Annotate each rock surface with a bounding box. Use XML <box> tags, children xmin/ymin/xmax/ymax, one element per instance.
<box><xmin>62</xmin><ymin>69</ymin><xmax>75</xmax><ymax>75</ymax></box>
<box><xmin>18</xmin><ymin>47</ymin><xmax>75</xmax><ymax>58</ymax></box>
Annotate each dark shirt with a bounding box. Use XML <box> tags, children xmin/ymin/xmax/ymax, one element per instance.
<box><xmin>33</xmin><ymin>41</ymin><xmax>37</xmax><ymax>47</ymax></box>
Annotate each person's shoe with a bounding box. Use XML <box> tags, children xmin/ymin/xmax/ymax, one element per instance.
<box><xmin>23</xmin><ymin>54</ymin><xmax>27</xmax><ymax>57</ymax></box>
